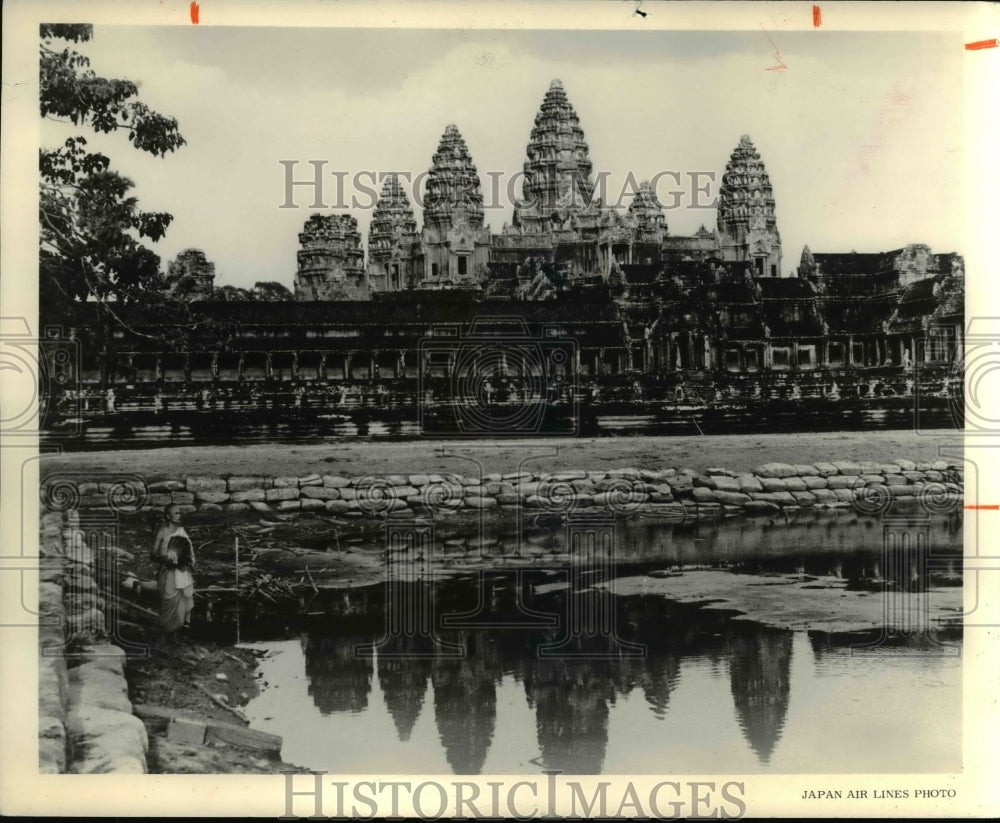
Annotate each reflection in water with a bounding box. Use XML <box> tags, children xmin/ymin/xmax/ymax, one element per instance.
<box><xmin>240</xmin><ymin>513</ymin><xmax>962</xmax><ymax>775</ymax></box>
<box><xmin>525</xmin><ymin>656</ymin><xmax>613</xmax><ymax>774</ymax></box>
<box><xmin>431</xmin><ymin>638</ymin><xmax>498</xmax><ymax>775</ymax></box>
<box><xmin>376</xmin><ymin>638</ymin><xmax>431</xmax><ymax>742</ymax></box>
<box><xmin>303</xmin><ymin>635</ymin><xmax>372</xmax><ymax>714</ymax></box>
<box><xmin>727</xmin><ymin>630</ymin><xmax>792</xmax><ymax>764</ymax></box>
<box><xmin>271</xmin><ymin>584</ymin><xmax>959</xmax><ymax>774</ymax></box>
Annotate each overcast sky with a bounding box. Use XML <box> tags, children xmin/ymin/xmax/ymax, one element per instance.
<box><xmin>42</xmin><ymin>26</ymin><xmax>964</xmax><ymax>289</ymax></box>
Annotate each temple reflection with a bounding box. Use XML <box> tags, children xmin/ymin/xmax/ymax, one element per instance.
<box><xmin>430</xmin><ymin>634</ymin><xmax>498</xmax><ymax>775</ymax></box>
<box><xmin>289</xmin><ymin>568</ymin><xmax>956</xmax><ymax>774</ymax></box>
<box><xmin>726</xmin><ymin>628</ymin><xmax>793</xmax><ymax>764</ymax></box>
<box><xmin>302</xmin><ymin>634</ymin><xmax>372</xmax><ymax>715</ymax></box>
<box><xmin>376</xmin><ymin>637</ymin><xmax>432</xmax><ymax>742</ymax></box>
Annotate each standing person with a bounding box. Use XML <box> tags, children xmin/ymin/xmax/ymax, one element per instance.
<box><xmin>149</xmin><ymin>504</ymin><xmax>196</xmax><ymax>642</ymax></box>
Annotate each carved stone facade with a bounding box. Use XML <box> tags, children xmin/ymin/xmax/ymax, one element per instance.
<box><xmin>294</xmin><ymin>214</ymin><xmax>368</xmax><ymax>301</ymax></box>
<box><xmin>166</xmin><ymin>249</ymin><xmax>216</xmax><ymax>299</ymax></box>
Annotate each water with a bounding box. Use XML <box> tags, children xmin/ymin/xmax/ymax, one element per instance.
<box><xmin>233</xmin><ymin>512</ymin><xmax>962</xmax><ymax>775</ymax></box>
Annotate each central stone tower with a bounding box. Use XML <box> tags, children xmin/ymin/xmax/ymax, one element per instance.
<box><xmin>513</xmin><ymin>79</ymin><xmax>597</xmax><ymax>234</ymax></box>
<box><xmin>716</xmin><ymin>135</ymin><xmax>782</xmax><ymax>277</ymax></box>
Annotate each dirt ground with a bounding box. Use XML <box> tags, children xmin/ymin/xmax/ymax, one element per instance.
<box><xmin>46</xmin><ymin>429</ymin><xmax>958</xmax><ymax>480</ymax></box>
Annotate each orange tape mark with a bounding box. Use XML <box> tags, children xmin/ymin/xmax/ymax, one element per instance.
<box><xmin>813</xmin><ymin>5</ymin><xmax>822</xmax><ymax>28</ymax></box>
<box><xmin>965</xmin><ymin>39</ymin><xmax>998</xmax><ymax>51</ymax></box>
<box><xmin>965</xmin><ymin>505</ymin><xmax>999</xmax><ymax>510</ymax></box>
<box><xmin>190</xmin><ymin>1</ymin><xmax>200</xmax><ymax>24</ymax></box>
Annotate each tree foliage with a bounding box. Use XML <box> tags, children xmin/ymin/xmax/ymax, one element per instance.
<box><xmin>39</xmin><ymin>24</ymin><xmax>186</xmax><ymax>326</ymax></box>
<box><xmin>250</xmin><ymin>281</ymin><xmax>293</xmax><ymax>301</ymax></box>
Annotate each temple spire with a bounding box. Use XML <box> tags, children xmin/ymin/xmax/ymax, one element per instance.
<box><xmin>514</xmin><ymin>79</ymin><xmax>596</xmax><ymax>232</ymax></box>
<box><xmin>422</xmin><ymin>124</ymin><xmax>485</xmax><ymax>231</ymax></box>
<box><xmin>716</xmin><ymin>134</ymin><xmax>782</xmax><ymax>276</ymax></box>
<box><xmin>420</xmin><ymin>124</ymin><xmax>490</xmax><ymax>288</ymax></box>
<box><xmin>627</xmin><ymin>180</ymin><xmax>667</xmax><ymax>237</ymax></box>
<box><xmin>368</xmin><ymin>174</ymin><xmax>419</xmax><ymax>292</ymax></box>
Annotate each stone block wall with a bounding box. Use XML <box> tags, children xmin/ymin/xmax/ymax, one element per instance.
<box><xmin>37</xmin><ymin>509</ymin><xmax>148</xmax><ymax>774</ymax></box>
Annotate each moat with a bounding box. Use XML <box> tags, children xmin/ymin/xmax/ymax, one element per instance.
<box><xmin>187</xmin><ymin>510</ymin><xmax>963</xmax><ymax>775</ymax></box>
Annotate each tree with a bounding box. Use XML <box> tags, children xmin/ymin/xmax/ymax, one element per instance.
<box><xmin>213</xmin><ymin>285</ymin><xmax>253</xmax><ymax>302</ymax></box>
<box><xmin>251</xmin><ymin>281</ymin><xmax>293</xmax><ymax>301</ymax></box>
<box><xmin>39</xmin><ymin>24</ymin><xmax>186</xmax><ymax>327</ymax></box>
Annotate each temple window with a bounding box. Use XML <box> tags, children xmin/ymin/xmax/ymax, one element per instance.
<box><xmin>725</xmin><ymin>349</ymin><xmax>741</xmax><ymax>371</ymax></box>
<box><xmin>772</xmin><ymin>347</ymin><xmax>791</xmax><ymax>369</ymax></box>
<box><xmin>828</xmin><ymin>343</ymin><xmax>845</xmax><ymax>365</ymax></box>
<box><xmin>457</xmin><ymin>256</ymin><xmax>469</xmax><ymax>276</ymax></box>
<box><xmin>798</xmin><ymin>346</ymin><xmax>816</xmax><ymax>368</ymax></box>
<box><xmin>852</xmin><ymin>342</ymin><xmax>864</xmax><ymax>364</ymax></box>
<box><xmin>745</xmin><ymin>348</ymin><xmax>761</xmax><ymax>371</ymax></box>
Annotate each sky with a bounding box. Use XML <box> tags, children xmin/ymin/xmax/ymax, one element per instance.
<box><xmin>42</xmin><ymin>26</ymin><xmax>965</xmax><ymax>290</ymax></box>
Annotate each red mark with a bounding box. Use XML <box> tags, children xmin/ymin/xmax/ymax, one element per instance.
<box><xmin>760</xmin><ymin>25</ymin><xmax>788</xmax><ymax>71</ymax></box>
<box><xmin>190</xmin><ymin>1</ymin><xmax>199</xmax><ymax>24</ymax></box>
<box><xmin>965</xmin><ymin>38</ymin><xmax>999</xmax><ymax>51</ymax></box>
<box><xmin>965</xmin><ymin>505</ymin><xmax>998</xmax><ymax>510</ymax></box>
<box><xmin>813</xmin><ymin>5</ymin><xmax>822</xmax><ymax>27</ymax></box>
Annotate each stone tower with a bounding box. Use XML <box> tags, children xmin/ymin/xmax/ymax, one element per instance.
<box><xmin>294</xmin><ymin>213</ymin><xmax>369</xmax><ymax>301</ymax></box>
<box><xmin>717</xmin><ymin>135</ymin><xmax>782</xmax><ymax>277</ymax></box>
<box><xmin>420</xmin><ymin>124</ymin><xmax>491</xmax><ymax>289</ymax></box>
<box><xmin>368</xmin><ymin>174</ymin><xmax>420</xmax><ymax>293</ymax></box>
<box><xmin>166</xmin><ymin>249</ymin><xmax>216</xmax><ymax>300</ymax></box>
<box><xmin>627</xmin><ymin>180</ymin><xmax>668</xmax><ymax>248</ymax></box>
<box><xmin>513</xmin><ymin>79</ymin><xmax>597</xmax><ymax>234</ymax></box>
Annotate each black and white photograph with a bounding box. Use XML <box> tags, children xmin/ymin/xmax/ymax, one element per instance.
<box><xmin>2</xmin><ymin>0</ymin><xmax>997</xmax><ymax>818</ymax></box>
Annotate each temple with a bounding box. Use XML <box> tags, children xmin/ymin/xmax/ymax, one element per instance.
<box><xmin>294</xmin><ymin>81</ymin><xmax>790</xmax><ymax>297</ymax></box>
<box><xmin>48</xmin><ymin>79</ymin><xmax>965</xmax><ymax>419</ymax></box>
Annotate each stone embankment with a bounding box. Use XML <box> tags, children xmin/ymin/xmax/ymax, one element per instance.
<box><xmin>38</xmin><ymin>510</ymin><xmax>148</xmax><ymax>774</ymax></box>
<box><xmin>58</xmin><ymin>458</ymin><xmax>964</xmax><ymax>520</ymax></box>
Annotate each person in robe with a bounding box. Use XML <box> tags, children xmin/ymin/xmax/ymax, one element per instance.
<box><xmin>124</xmin><ymin>504</ymin><xmax>196</xmax><ymax>643</ymax></box>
